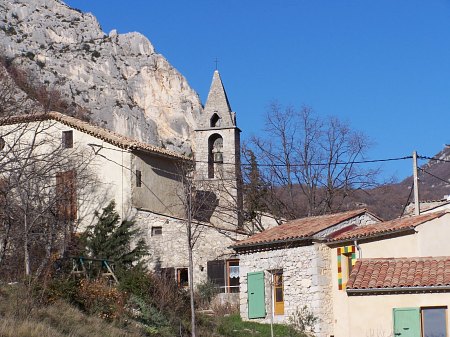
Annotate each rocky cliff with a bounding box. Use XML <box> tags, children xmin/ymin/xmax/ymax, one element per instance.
<box><xmin>0</xmin><ymin>0</ymin><xmax>202</xmax><ymax>155</ymax></box>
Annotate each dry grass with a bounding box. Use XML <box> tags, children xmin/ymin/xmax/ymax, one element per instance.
<box><xmin>0</xmin><ymin>285</ymin><xmax>144</xmax><ymax>337</ymax></box>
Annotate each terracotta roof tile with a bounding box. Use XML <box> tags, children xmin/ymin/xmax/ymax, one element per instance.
<box><xmin>0</xmin><ymin>112</ymin><xmax>189</xmax><ymax>160</ymax></box>
<box><xmin>347</xmin><ymin>257</ymin><xmax>450</xmax><ymax>290</ymax></box>
<box><xmin>329</xmin><ymin>212</ymin><xmax>446</xmax><ymax>242</ymax></box>
<box><xmin>233</xmin><ymin>209</ymin><xmax>369</xmax><ymax>249</ymax></box>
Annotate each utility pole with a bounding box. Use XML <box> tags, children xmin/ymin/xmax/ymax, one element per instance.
<box><xmin>413</xmin><ymin>151</ymin><xmax>420</xmax><ymax>216</ymax></box>
<box><xmin>186</xmin><ymin>171</ymin><xmax>196</xmax><ymax>337</ymax></box>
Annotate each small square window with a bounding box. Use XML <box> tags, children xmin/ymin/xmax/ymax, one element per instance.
<box><xmin>151</xmin><ymin>226</ymin><xmax>162</xmax><ymax>236</ymax></box>
<box><xmin>136</xmin><ymin>170</ymin><xmax>142</xmax><ymax>187</ymax></box>
<box><xmin>62</xmin><ymin>131</ymin><xmax>73</xmax><ymax>148</ymax></box>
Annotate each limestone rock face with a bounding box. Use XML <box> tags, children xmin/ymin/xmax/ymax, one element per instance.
<box><xmin>0</xmin><ymin>0</ymin><xmax>202</xmax><ymax>155</ymax></box>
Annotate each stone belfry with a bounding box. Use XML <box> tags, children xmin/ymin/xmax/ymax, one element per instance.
<box><xmin>194</xmin><ymin>70</ymin><xmax>243</xmax><ymax>228</ymax></box>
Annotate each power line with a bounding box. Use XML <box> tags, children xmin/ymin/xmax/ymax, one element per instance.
<box><xmin>418</xmin><ymin>155</ymin><xmax>450</xmax><ymax>163</ymax></box>
<box><xmin>193</xmin><ymin>155</ymin><xmax>413</xmax><ymax>167</ymax></box>
<box><xmin>399</xmin><ymin>181</ymin><xmax>415</xmax><ymax>218</ymax></box>
<box><xmin>419</xmin><ymin>168</ymin><xmax>450</xmax><ymax>186</ymax></box>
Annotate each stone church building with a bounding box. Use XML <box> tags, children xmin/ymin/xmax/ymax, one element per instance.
<box><xmin>144</xmin><ymin>70</ymin><xmax>247</xmax><ymax>289</ymax></box>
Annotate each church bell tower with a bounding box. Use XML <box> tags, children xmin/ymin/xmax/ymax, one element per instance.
<box><xmin>194</xmin><ymin>70</ymin><xmax>243</xmax><ymax>228</ymax></box>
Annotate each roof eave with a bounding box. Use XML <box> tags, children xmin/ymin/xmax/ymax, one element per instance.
<box><xmin>327</xmin><ymin>227</ymin><xmax>416</xmax><ymax>246</ymax></box>
<box><xmin>231</xmin><ymin>237</ymin><xmax>311</xmax><ymax>252</ymax></box>
<box><xmin>347</xmin><ymin>285</ymin><xmax>450</xmax><ymax>295</ymax></box>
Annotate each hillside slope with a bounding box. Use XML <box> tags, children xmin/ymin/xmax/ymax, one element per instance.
<box><xmin>349</xmin><ymin>145</ymin><xmax>450</xmax><ymax>219</ymax></box>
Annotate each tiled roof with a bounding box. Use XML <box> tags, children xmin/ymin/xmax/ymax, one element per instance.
<box><xmin>0</xmin><ymin>112</ymin><xmax>189</xmax><ymax>160</ymax></box>
<box><xmin>328</xmin><ymin>212</ymin><xmax>446</xmax><ymax>242</ymax></box>
<box><xmin>233</xmin><ymin>209</ymin><xmax>369</xmax><ymax>249</ymax></box>
<box><xmin>347</xmin><ymin>257</ymin><xmax>450</xmax><ymax>291</ymax></box>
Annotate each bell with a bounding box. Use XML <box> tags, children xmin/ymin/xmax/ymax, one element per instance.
<box><xmin>214</xmin><ymin>152</ymin><xmax>223</xmax><ymax>163</ymax></box>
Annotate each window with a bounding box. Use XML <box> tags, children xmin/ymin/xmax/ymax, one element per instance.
<box><xmin>207</xmin><ymin>134</ymin><xmax>223</xmax><ymax>178</ymax></box>
<box><xmin>62</xmin><ymin>130</ymin><xmax>73</xmax><ymax>148</ymax></box>
<box><xmin>207</xmin><ymin>259</ymin><xmax>240</xmax><ymax>293</ymax></box>
<box><xmin>136</xmin><ymin>170</ymin><xmax>142</xmax><ymax>187</ymax></box>
<box><xmin>210</xmin><ymin>113</ymin><xmax>221</xmax><ymax>127</ymax></box>
<box><xmin>151</xmin><ymin>226</ymin><xmax>162</xmax><ymax>236</ymax></box>
<box><xmin>226</xmin><ymin>260</ymin><xmax>240</xmax><ymax>293</ymax></box>
<box><xmin>177</xmin><ymin>268</ymin><xmax>189</xmax><ymax>288</ymax></box>
<box><xmin>272</xmin><ymin>270</ymin><xmax>284</xmax><ymax>315</ymax></box>
<box><xmin>56</xmin><ymin>170</ymin><xmax>77</xmax><ymax>221</ymax></box>
<box><xmin>393</xmin><ymin>307</ymin><xmax>448</xmax><ymax>337</ymax></box>
<box><xmin>422</xmin><ymin>307</ymin><xmax>447</xmax><ymax>337</ymax></box>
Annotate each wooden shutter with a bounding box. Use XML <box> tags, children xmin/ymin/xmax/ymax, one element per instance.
<box><xmin>393</xmin><ymin>308</ymin><xmax>421</xmax><ymax>337</ymax></box>
<box><xmin>248</xmin><ymin>271</ymin><xmax>265</xmax><ymax>319</ymax></box>
<box><xmin>160</xmin><ymin>267</ymin><xmax>175</xmax><ymax>283</ymax></box>
<box><xmin>207</xmin><ymin>260</ymin><xmax>225</xmax><ymax>290</ymax></box>
<box><xmin>56</xmin><ymin>170</ymin><xmax>77</xmax><ymax>221</ymax></box>
<box><xmin>62</xmin><ymin>131</ymin><xmax>73</xmax><ymax>148</ymax></box>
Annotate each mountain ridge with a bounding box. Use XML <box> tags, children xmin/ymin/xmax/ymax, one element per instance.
<box><xmin>0</xmin><ymin>0</ymin><xmax>202</xmax><ymax>155</ymax></box>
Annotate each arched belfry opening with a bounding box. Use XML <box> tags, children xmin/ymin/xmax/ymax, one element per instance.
<box><xmin>210</xmin><ymin>113</ymin><xmax>221</xmax><ymax>127</ymax></box>
<box><xmin>208</xmin><ymin>134</ymin><xmax>223</xmax><ymax>178</ymax></box>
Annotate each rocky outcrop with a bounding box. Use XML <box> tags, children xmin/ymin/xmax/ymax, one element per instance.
<box><xmin>0</xmin><ymin>0</ymin><xmax>202</xmax><ymax>155</ymax></box>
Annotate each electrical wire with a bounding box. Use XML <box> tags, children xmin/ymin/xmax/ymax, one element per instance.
<box><xmin>399</xmin><ymin>181</ymin><xmax>415</xmax><ymax>218</ymax></box>
<box><xmin>193</xmin><ymin>155</ymin><xmax>414</xmax><ymax>167</ymax></box>
<box><xmin>418</xmin><ymin>155</ymin><xmax>450</xmax><ymax>163</ymax></box>
<box><xmin>419</xmin><ymin>168</ymin><xmax>450</xmax><ymax>186</ymax></box>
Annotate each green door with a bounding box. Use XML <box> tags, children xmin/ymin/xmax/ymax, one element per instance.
<box><xmin>248</xmin><ymin>271</ymin><xmax>265</xmax><ymax>318</ymax></box>
<box><xmin>393</xmin><ymin>308</ymin><xmax>421</xmax><ymax>337</ymax></box>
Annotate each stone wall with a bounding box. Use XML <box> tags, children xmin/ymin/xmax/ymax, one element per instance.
<box><xmin>315</xmin><ymin>213</ymin><xmax>379</xmax><ymax>238</ymax></box>
<box><xmin>239</xmin><ymin>243</ymin><xmax>333</xmax><ymax>337</ymax></box>
<box><xmin>134</xmin><ymin>210</ymin><xmax>248</xmax><ymax>286</ymax></box>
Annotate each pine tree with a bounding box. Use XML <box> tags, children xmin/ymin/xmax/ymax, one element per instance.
<box><xmin>244</xmin><ymin>149</ymin><xmax>268</xmax><ymax>219</ymax></box>
<box><xmin>83</xmin><ymin>201</ymin><xmax>148</xmax><ymax>273</ymax></box>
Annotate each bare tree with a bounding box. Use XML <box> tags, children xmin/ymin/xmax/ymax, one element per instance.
<box><xmin>248</xmin><ymin>102</ymin><xmax>379</xmax><ymax>219</ymax></box>
<box><xmin>0</xmin><ymin>119</ymin><xmax>96</xmax><ymax>280</ymax></box>
<box><xmin>0</xmin><ymin>54</ymin><xmax>97</xmax><ymax>281</ymax></box>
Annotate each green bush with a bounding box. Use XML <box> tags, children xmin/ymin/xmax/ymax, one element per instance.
<box><xmin>44</xmin><ymin>277</ymin><xmax>79</xmax><ymax>305</ymax></box>
<box><xmin>288</xmin><ymin>305</ymin><xmax>318</xmax><ymax>336</ymax></box>
<box><xmin>196</xmin><ymin>279</ymin><xmax>219</xmax><ymax>308</ymax></box>
<box><xmin>126</xmin><ymin>295</ymin><xmax>169</xmax><ymax>329</ymax></box>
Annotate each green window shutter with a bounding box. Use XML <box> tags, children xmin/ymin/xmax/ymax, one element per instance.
<box><xmin>247</xmin><ymin>271</ymin><xmax>265</xmax><ymax>319</ymax></box>
<box><xmin>393</xmin><ymin>307</ymin><xmax>421</xmax><ymax>337</ymax></box>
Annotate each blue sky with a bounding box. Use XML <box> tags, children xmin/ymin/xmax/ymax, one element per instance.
<box><xmin>64</xmin><ymin>0</ymin><xmax>450</xmax><ymax>181</ymax></box>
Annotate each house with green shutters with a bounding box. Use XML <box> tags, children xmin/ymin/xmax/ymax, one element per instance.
<box><xmin>328</xmin><ymin>211</ymin><xmax>450</xmax><ymax>337</ymax></box>
<box><xmin>232</xmin><ymin>209</ymin><xmax>379</xmax><ymax>337</ymax></box>
<box><xmin>233</xmin><ymin>209</ymin><xmax>450</xmax><ymax>337</ymax></box>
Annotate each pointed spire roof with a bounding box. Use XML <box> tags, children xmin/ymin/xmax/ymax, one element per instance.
<box><xmin>205</xmin><ymin>70</ymin><xmax>232</xmax><ymax>112</ymax></box>
<box><xmin>203</xmin><ymin>70</ymin><xmax>236</xmax><ymax>127</ymax></box>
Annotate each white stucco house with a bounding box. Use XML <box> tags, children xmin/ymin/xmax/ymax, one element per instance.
<box><xmin>328</xmin><ymin>211</ymin><xmax>450</xmax><ymax>337</ymax></box>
